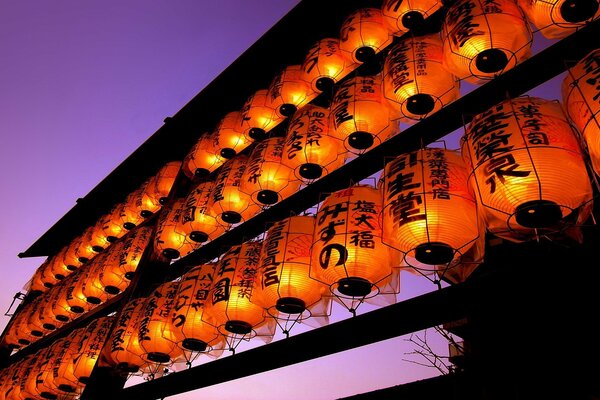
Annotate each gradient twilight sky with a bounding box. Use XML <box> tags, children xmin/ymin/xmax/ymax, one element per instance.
<box><xmin>0</xmin><ymin>1</ymin><xmax>566</xmax><ymax>399</ymax></box>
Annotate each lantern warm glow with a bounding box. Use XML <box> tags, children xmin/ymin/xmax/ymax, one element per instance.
<box><xmin>181</xmin><ymin>181</ymin><xmax>225</xmax><ymax>244</ymax></box>
<box><xmin>384</xmin><ymin>35</ymin><xmax>460</xmax><ymax>120</ymax></box>
<box><xmin>51</xmin><ymin>283</ymin><xmax>76</xmax><ymax>325</ymax></box>
<box><xmin>301</xmin><ymin>38</ymin><xmax>354</xmax><ymax>93</ymax></box>
<box><xmin>88</xmin><ymin>219</ymin><xmax>111</xmax><ymax>253</ymax></box>
<box><xmin>254</xmin><ymin>216</ymin><xmax>326</xmax><ymax>315</ymax></box>
<box><xmin>267</xmin><ymin>65</ymin><xmax>315</xmax><ymax>118</ymax></box>
<box><xmin>209</xmin><ymin>156</ymin><xmax>261</xmax><ymax>225</ymax></box>
<box><xmin>146</xmin><ymin>161</ymin><xmax>182</xmax><ymax>205</ymax></box>
<box><xmin>79</xmin><ymin>255</ymin><xmax>112</xmax><ymax>305</ymax></box>
<box><xmin>340</xmin><ymin>8</ymin><xmax>393</xmax><ymax>63</ymax></box>
<box><xmin>311</xmin><ymin>185</ymin><xmax>395</xmax><ymax>297</ymax></box>
<box><xmin>442</xmin><ymin>0</ymin><xmax>533</xmax><ymax>83</ymax></box>
<box><xmin>155</xmin><ymin>199</ymin><xmax>198</xmax><ymax>260</ymax></box>
<box><xmin>135</xmin><ymin>179</ymin><xmax>163</xmax><ymax>218</ymax></box>
<box><xmin>102</xmin><ymin>204</ymin><xmax>128</xmax><ymax>243</ymax></box>
<box><xmin>382</xmin><ymin>149</ymin><xmax>480</xmax><ymax>270</ymax></box>
<box><xmin>76</xmin><ymin>227</ymin><xmax>101</xmax><ymax>264</ymax></box>
<box><xmin>331</xmin><ymin>75</ymin><xmax>398</xmax><ymax>153</ymax></box>
<box><xmin>240</xmin><ymin>89</ymin><xmax>284</xmax><ymax>141</ymax></box>
<box><xmin>282</xmin><ymin>105</ymin><xmax>346</xmax><ymax>181</ymax></box>
<box><xmin>48</xmin><ymin>330</ymin><xmax>85</xmax><ymax>395</ymax></box>
<box><xmin>49</xmin><ymin>247</ymin><xmax>74</xmax><ymax>280</ymax></box>
<box><xmin>71</xmin><ymin>317</ymin><xmax>114</xmax><ymax>384</ymax></box>
<box><xmin>215</xmin><ymin>111</ymin><xmax>251</xmax><ymax>159</ymax></box>
<box><xmin>519</xmin><ymin>0</ymin><xmax>599</xmax><ymax>38</ymax></box>
<box><xmin>382</xmin><ymin>0</ymin><xmax>444</xmax><ymax>35</ymax></box>
<box><xmin>108</xmin><ymin>298</ymin><xmax>148</xmax><ymax>373</ymax></box>
<box><xmin>204</xmin><ymin>242</ymin><xmax>266</xmax><ymax>335</ymax></box>
<box><xmin>562</xmin><ymin>49</ymin><xmax>600</xmax><ymax>175</ymax></box>
<box><xmin>65</xmin><ymin>269</ymin><xmax>94</xmax><ymax>315</ymax></box>
<box><xmin>119</xmin><ymin>196</ymin><xmax>145</xmax><ymax>231</ymax></box>
<box><xmin>183</xmin><ymin>133</ymin><xmax>225</xmax><ymax>179</ymax></box>
<box><xmin>462</xmin><ymin>96</ymin><xmax>593</xmax><ymax>240</ymax></box>
<box><xmin>240</xmin><ymin>137</ymin><xmax>301</xmax><ymax>206</ymax></box>
<box><xmin>63</xmin><ymin>239</ymin><xmax>84</xmax><ymax>271</ymax></box>
<box><xmin>42</xmin><ymin>285</ymin><xmax>71</xmax><ymax>327</ymax></box>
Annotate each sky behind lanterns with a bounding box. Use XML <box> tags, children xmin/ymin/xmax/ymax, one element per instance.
<box><xmin>0</xmin><ymin>1</ymin><xmax>565</xmax><ymax>399</ymax></box>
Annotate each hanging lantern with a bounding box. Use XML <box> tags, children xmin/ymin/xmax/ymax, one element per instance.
<box><xmin>88</xmin><ymin>218</ymin><xmax>112</xmax><ymax>253</ymax></box>
<box><xmin>462</xmin><ymin>96</ymin><xmax>593</xmax><ymax>240</ymax></box>
<box><xmin>171</xmin><ymin>263</ymin><xmax>223</xmax><ymax>352</ymax></box>
<box><xmin>383</xmin><ymin>35</ymin><xmax>460</xmax><ymax>120</ymax></box>
<box><xmin>204</xmin><ymin>241</ymin><xmax>266</xmax><ymax>335</ymax></box>
<box><xmin>562</xmin><ymin>48</ymin><xmax>600</xmax><ymax>175</ymax></box>
<box><xmin>181</xmin><ymin>181</ymin><xmax>225</xmax><ymax>244</ymax></box>
<box><xmin>29</xmin><ymin>262</ymin><xmax>53</xmax><ymax>293</ymax></box>
<box><xmin>301</xmin><ymin>38</ymin><xmax>354</xmax><ymax>93</ymax></box>
<box><xmin>267</xmin><ymin>65</ymin><xmax>315</xmax><ymax>118</ymax></box>
<box><xmin>15</xmin><ymin>354</ymin><xmax>41</xmax><ymax>400</ymax></box>
<box><xmin>51</xmin><ymin>283</ymin><xmax>76</xmax><ymax>324</ymax></box>
<box><xmin>120</xmin><ymin>189</ymin><xmax>146</xmax><ymax>230</ymax></box>
<box><xmin>239</xmin><ymin>89</ymin><xmax>284</xmax><ymax>141</ymax></box>
<box><xmin>214</xmin><ymin>111</ymin><xmax>251</xmax><ymax>159</ymax></box>
<box><xmin>518</xmin><ymin>0</ymin><xmax>599</xmax><ymax>38</ymax></box>
<box><xmin>65</xmin><ymin>269</ymin><xmax>94</xmax><ymax>315</ymax></box>
<box><xmin>82</xmin><ymin>254</ymin><xmax>120</xmax><ymax>304</ymax></box>
<box><xmin>331</xmin><ymin>75</ymin><xmax>398</xmax><ymax>153</ymax></box>
<box><xmin>282</xmin><ymin>104</ymin><xmax>346</xmax><ymax>181</ymax></box>
<box><xmin>76</xmin><ymin>227</ymin><xmax>101</xmax><ymax>264</ymax></box>
<box><xmin>182</xmin><ymin>133</ymin><xmax>225</xmax><ymax>179</ymax></box>
<box><xmin>441</xmin><ymin>0</ymin><xmax>533</xmax><ymax>83</ymax></box>
<box><xmin>382</xmin><ymin>149</ymin><xmax>480</xmax><ymax>270</ymax></box>
<box><xmin>70</xmin><ymin>317</ymin><xmax>114</xmax><ymax>384</ymax></box>
<box><xmin>254</xmin><ymin>216</ymin><xmax>327</xmax><ymax>315</ymax></box>
<box><xmin>145</xmin><ymin>161</ymin><xmax>182</xmax><ymax>206</ymax></box>
<box><xmin>48</xmin><ymin>247</ymin><xmax>74</xmax><ymax>280</ymax></box>
<box><xmin>382</xmin><ymin>0</ymin><xmax>444</xmax><ymax>35</ymax></box>
<box><xmin>311</xmin><ymin>185</ymin><xmax>395</xmax><ymax>297</ymax></box>
<box><xmin>340</xmin><ymin>8</ymin><xmax>393</xmax><ymax>63</ymax></box>
<box><xmin>209</xmin><ymin>156</ymin><xmax>261</xmax><ymax>225</ymax></box>
<box><xmin>26</xmin><ymin>297</ymin><xmax>52</xmax><ymax>338</ymax></box>
<box><xmin>98</xmin><ymin>246</ymin><xmax>132</xmax><ymax>297</ymax></box>
<box><xmin>137</xmin><ymin>282</ymin><xmax>184</xmax><ymax>364</ymax></box>
<box><xmin>32</xmin><ymin>338</ymin><xmax>70</xmax><ymax>399</ymax></box>
<box><xmin>240</xmin><ymin>137</ymin><xmax>301</xmax><ymax>206</ymax></box>
<box><xmin>102</xmin><ymin>204</ymin><xmax>128</xmax><ymax>243</ymax></box>
<box><xmin>42</xmin><ymin>283</ymin><xmax>71</xmax><ymax>326</ymax></box>
<box><xmin>155</xmin><ymin>199</ymin><xmax>198</xmax><ymax>260</ymax></box>
<box><xmin>63</xmin><ymin>239</ymin><xmax>84</xmax><ymax>271</ymax></box>
<box><xmin>133</xmin><ymin>179</ymin><xmax>163</xmax><ymax>218</ymax></box>
<box><xmin>108</xmin><ymin>298</ymin><xmax>148</xmax><ymax>373</ymax></box>
<box><xmin>46</xmin><ymin>332</ymin><xmax>84</xmax><ymax>395</ymax></box>
<box><xmin>8</xmin><ymin>310</ymin><xmax>38</xmax><ymax>347</ymax></box>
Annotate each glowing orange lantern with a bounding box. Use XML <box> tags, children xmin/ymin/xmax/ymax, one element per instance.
<box><xmin>81</xmin><ymin>254</ymin><xmax>118</xmax><ymax>304</ymax></box>
<box><xmin>382</xmin><ymin>149</ymin><xmax>480</xmax><ymax>270</ymax></box>
<box><xmin>121</xmin><ymin>189</ymin><xmax>146</xmax><ymax>230</ymax></box>
<box><xmin>46</xmin><ymin>332</ymin><xmax>83</xmax><ymax>395</ymax></box>
<box><xmin>240</xmin><ymin>89</ymin><xmax>284</xmax><ymax>141</ymax></box>
<box><xmin>331</xmin><ymin>75</ymin><xmax>398</xmax><ymax>153</ymax></box>
<box><xmin>301</xmin><ymin>38</ymin><xmax>354</xmax><ymax>93</ymax></box>
<box><xmin>155</xmin><ymin>199</ymin><xmax>198</xmax><ymax>260</ymax></box>
<box><xmin>240</xmin><ymin>137</ymin><xmax>301</xmax><ymax>206</ymax></box>
<box><xmin>181</xmin><ymin>181</ymin><xmax>225</xmax><ymax>244</ymax></box>
<box><xmin>63</xmin><ymin>238</ymin><xmax>84</xmax><ymax>271</ymax></box>
<box><xmin>76</xmin><ymin>227</ymin><xmax>101</xmax><ymax>264</ymax></box>
<box><xmin>29</xmin><ymin>293</ymin><xmax>59</xmax><ymax>334</ymax></box>
<box><xmin>102</xmin><ymin>204</ymin><xmax>128</xmax><ymax>243</ymax></box>
<box><xmin>42</xmin><ymin>284</ymin><xmax>71</xmax><ymax>326</ymax></box>
<box><xmin>112</xmin><ymin>225</ymin><xmax>153</xmax><ymax>281</ymax></box>
<box><xmin>209</xmin><ymin>156</ymin><xmax>261</xmax><ymax>225</ymax></box>
<box><xmin>267</xmin><ymin>65</ymin><xmax>315</xmax><ymax>117</ymax></box>
<box><xmin>108</xmin><ymin>298</ymin><xmax>148</xmax><ymax>373</ymax></box>
<box><xmin>88</xmin><ymin>219</ymin><xmax>112</xmax><ymax>253</ymax></box>
<box><xmin>340</xmin><ymin>8</ymin><xmax>392</xmax><ymax>63</ymax></box>
<box><xmin>254</xmin><ymin>216</ymin><xmax>326</xmax><ymax>315</ymax></box>
<box><xmin>26</xmin><ymin>297</ymin><xmax>51</xmax><ymax>338</ymax></box>
<box><xmin>32</xmin><ymin>338</ymin><xmax>71</xmax><ymax>399</ymax></box>
<box><xmin>182</xmin><ymin>133</ymin><xmax>225</xmax><ymax>179</ymax></box>
<box><xmin>562</xmin><ymin>49</ymin><xmax>600</xmax><ymax>175</ymax></box>
<box><xmin>382</xmin><ymin>0</ymin><xmax>444</xmax><ymax>35</ymax></box>
<box><xmin>98</xmin><ymin>247</ymin><xmax>131</xmax><ymax>297</ymax></box>
<box><xmin>146</xmin><ymin>161</ymin><xmax>182</xmax><ymax>206</ymax></box>
<box><xmin>462</xmin><ymin>96</ymin><xmax>593</xmax><ymax>240</ymax></box>
<box><xmin>65</xmin><ymin>269</ymin><xmax>94</xmax><ymax>315</ymax></box>
<box><xmin>22</xmin><ymin>350</ymin><xmax>51</xmax><ymax>400</ymax></box>
<box><xmin>282</xmin><ymin>104</ymin><xmax>346</xmax><ymax>181</ymax></box>
<box><xmin>442</xmin><ymin>0</ymin><xmax>533</xmax><ymax>83</ymax></box>
<box><xmin>204</xmin><ymin>241</ymin><xmax>266</xmax><ymax>335</ymax></box>
<box><xmin>214</xmin><ymin>111</ymin><xmax>251</xmax><ymax>159</ymax></box>
<box><xmin>29</xmin><ymin>262</ymin><xmax>52</xmax><ymax>293</ymax></box>
<box><xmin>132</xmin><ymin>179</ymin><xmax>163</xmax><ymax>218</ymax></box>
<box><xmin>51</xmin><ymin>283</ymin><xmax>76</xmax><ymax>324</ymax></box>
<box><xmin>137</xmin><ymin>282</ymin><xmax>184</xmax><ymax>364</ymax></box>
<box><xmin>70</xmin><ymin>317</ymin><xmax>114</xmax><ymax>384</ymax></box>
<box><xmin>384</xmin><ymin>35</ymin><xmax>460</xmax><ymax>120</ymax></box>
<box><xmin>311</xmin><ymin>185</ymin><xmax>395</xmax><ymax>297</ymax></box>
<box><xmin>172</xmin><ymin>263</ymin><xmax>223</xmax><ymax>352</ymax></box>
<box><xmin>48</xmin><ymin>247</ymin><xmax>74</xmax><ymax>280</ymax></box>
<box><xmin>518</xmin><ymin>0</ymin><xmax>599</xmax><ymax>38</ymax></box>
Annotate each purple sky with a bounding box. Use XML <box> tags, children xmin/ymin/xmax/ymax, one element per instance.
<box><xmin>0</xmin><ymin>1</ymin><xmax>566</xmax><ymax>399</ymax></box>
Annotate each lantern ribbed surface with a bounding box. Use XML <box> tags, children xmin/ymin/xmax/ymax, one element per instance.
<box><xmin>181</xmin><ymin>181</ymin><xmax>225</xmax><ymax>244</ymax></box>
<box><xmin>340</xmin><ymin>8</ymin><xmax>392</xmax><ymax>63</ymax></box>
<box><xmin>71</xmin><ymin>317</ymin><xmax>114</xmax><ymax>383</ymax></box>
<box><xmin>108</xmin><ymin>298</ymin><xmax>147</xmax><ymax>372</ymax></box>
<box><xmin>155</xmin><ymin>199</ymin><xmax>198</xmax><ymax>260</ymax></box>
<box><xmin>382</xmin><ymin>0</ymin><xmax>444</xmax><ymax>35</ymax></box>
<box><xmin>240</xmin><ymin>89</ymin><xmax>283</xmax><ymax>140</ymax></box>
<box><xmin>518</xmin><ymin>0</ymin><xmax>599</xmax><ymax>38</ymax></box>
<box><xmin>146</xmin><ymin>161</ymin><xmax>181</xmax><ymax>205</ymax></box>
<box><xmin>267</xmin><ymin>65</ymin><xmax>315</xmax><ymax>118</ymax></box>
<box><xmin>182</xmin><ymin>133</ymin><xmax>224</xmax><ymax>179</ymax></box>
<box><xmin>301</xmin><ymin>38</ymin><xmax>354</xmax><ymax>92</ymax></box>
<box><xmin>215</xmin><ymin>111</ymin><xmax>251</xmax><ymax>158</ymax></box>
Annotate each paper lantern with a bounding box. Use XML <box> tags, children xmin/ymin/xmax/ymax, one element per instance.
<box><xmin>254</xmin><ymin>216</ymin><xmax>326</xmax><ymax>315</ymax></box>
<box><xmin>181</xmin><ymin>181</ymin><xmax>225</xmax><ymax>244</ymax></box>
<box><xmin>146</xmin><ymin>161</ymin><xmax>182</xmax><ymax>206</ymax></box>
<box><xmin>70</xmin><ymin>317</ymin><xmax>114</xmax><ymax>384</ymax></box>
<box><xmin>171</xmin><ymin>263</ymin><xmax>223</xmax><ymax>352</ymax></box>
<box><xmin>26</xmin><ymin>297</ymin><xmax>52</xmax><ymax>338</ymax></box>
<box><xmin>47</xmin><ymin>332</ymin><xmax>84</xmax><ymax>395</ymax></box>
<box><xmin>65</xmin><ymin>269</ymin><xmax>94</xmax><ymax>314</ymax></box>
<box><xmin>215</xmin><ymin>111</ymin><xmax>251</xmax><ymax>159</ymax></box>
<box><xmin>30</xmin><ymin>293</ymin><xmax>60</xmax><ymax>333</ymax></box>
<box><xmin>132</xmin><ymin>179</ymin><xmax>163</xmax><ymax>218</ymax></box>
<box><xmin>340</xmin><ymin>8</ymin><xmax>392</xmax><ymax>63</ymax></box>
<box><xmin>301</xmin><ymin>38</ymin><xmax>354</xmax><ymax>93</ymax></box>
<box><xmin>155</xmin><ymin>199</ymin><xmax>198</xmax><ymax>260</ymax></box>
<box><xmin>182</xmin><ymin>133</ymin><xmax>225</xmax><ymax>179</ymax></box>
<box><xmin>311</xmin><ymin>185</ymin><xmax>395</xmax><ymax>297</ymax></box>
<box><xmin>267</xmin><ymin>65</ymin><xmax>315</xmax><ymax>117</ymax></box>
<box><xmin>6</xmin><ymin>356</ymin><xmax>38</xmax><ymax>400</ymax></box>
<box><xmin>76</xmin><ymin>227</ymin><xmax>101</xmax><ymax>264</ymax></box>
<box><xmin>331</xmin><ymin>75</ymin><xmax>398</xmax><ymax>153</ymax></box>
<box><xmin>137</xmin><ymin>282</ymin><xmax>184</xmax><ymax>364</ymax></box>
<box><xmin>382</xmin><ymin>0</ymin><xmax>444</xmax><ymax>35</ymax></box>
<box><xmin>101</xmin><ymin>204</ymin><xmax>128</xmax><ymax>243</ymax></box>
<box><xmin>29</xmin><ymin>262</ymin><xmax>53</xmax><ymax>293</ymax></box>
<box><xmin>282</xmin><ymin>104</ymin><xmax>346</xmax><ymax>181</ymax></box>
<box><xmin>209</xmin><ymin>156</ymin><xmax>261</xmax><ymax>224</ymax></box>
<box><xmin>48</xmin><ymin>247</ymin><xmax>74</xmax><ymax>280</ymax></box>
<box><xmin>562</xmin><ymin>48</ymin><xmax>600</xmax><ymax>175</ymax></box>
<box><xmin>442</xmin><ymin>0</ymin><xmax>533</xmax><ymax>83</ymax></box>
<box><xmin>518</xmin><ymin>0</ymin><xmax>599</xmax><ymax>38</ymax></box>
<box><xmin>51</xmin><ymin>283</ymin><xmax>76</xmax><ymax>324</ymax></box>
<box><xmin>382</xmin><ymin>149</ymin><xmax>480</xmax><ymax>269</ymax></box>
<box><xmin>383</xmin><ymin>35</ymin><xmax>460</xmax><ymax>120</ymax></box>
<box><xmin>98</xmin><ymin>247</ymin><xmax>132</xmax><ymax>297</ymax></box>
<box><xmin>240</xmin><ymin>89</ymin><xmax>284</xmax><ymax>141</ymax></box>
<box><xmin>240</xmin><ymin>137</ymin><xmax>301</xmax><ymax>206</ymax></box>
<box><xmin>33</xmin><ymin>338</ymin><xmax>72</xmax><ymax>399</ymax></box>
<box><xmin>108</xmin><ymin>298</ymin><xmax>148</xmax><ymax>373</ymax></box>
<box><xmin>75</xmin><ymin>256</ymin><xmax>111</xmax><ymax>306</ymax></box>
<box><xmin>204</xmin><ymin>241</ymin><xmax>266</xmax><ymax>335</ymax></box>
<box><xmin>18</xmin><ymin>352</ymin><xmax>46</xmax><ymax>400</ymax></box>
<box><xmin>42</xmin><ymin>284</ymin><xmax>71</xmax><ymax>326</ymax></box>
<box><xmin>63</xmin><ymin>239</ymin><xmax>84</xmax><ymax>271</ymax></box>
<box><xmin>462</xmin><ymin>96</ymin><xmax>593</xmax><ymax>240</ymax></box>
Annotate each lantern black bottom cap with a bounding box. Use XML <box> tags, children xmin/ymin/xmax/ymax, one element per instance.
<box><xmin>279</xmin><ymin>104</ymin><xmax>297</xmax><ymax>117</ymax></box>
<box><xmin>147</xmin><ymin>352</ymin><xmax>171</xmax><ymax>364</ymax></box>
<box><xmin>190</xmin><ymin>231</ymin><xmax>209</xmax><ymax>243</ymax></box>
<box><xmin>162</xmin><ymin>248</ymin><xmax>180</xmax><ymax>260</ymax></box>
<box><xmin>92</xmin><ymin>245</ymin><xmax>105</xmax><ymax>253</ymax></box>
<box><xmin>195</xmin><ymin>168</ymin><xmax>210</xmax><ymax>178</ymax></box>
<box><xmin>117</xmin><ymin>363</ymin><xmax>140</xmax><ymax>373</ymax></box>
<box><xmin>337</xmin><ymin>277</ymin><xmax>372</xmax><ymax>297</ymax></box>
<box><xmin>220</xmin><ymin>148</ymin><xmax>236</xmax><ymax>159</ymax></box>
<box><xmin>78</xmin><ymin>376</ymin><xmax>90</xmax><ymax>384</ymax></box>
<box><xmin>402</xmin><ymin>11</ymin><xmax>425</xmax><ymax>30</ymax></box>
<box><xmin>406</xmin><ymin>94</ymin><xmax>435</xmax><ymax>115</ymax></box>
<box><xmin>348</xmin><ymin>131</ymin><xmax>374</xmax><ymax>150</ymax></box>
<box><xmin>415</xmin><ymin>242</ymin><xmax>455</xmax><ymax>265</ymax></box>
<box><xmin>78</xmin><ymin>256</ymin><xmax>89</xmax><ymax>263</ymax></box>
<box><xmin>40</xmin><ymin>392</ymin><xmax>58</xmax><ymax>400</ymax></box>
<box><xmin>56</xmin><ymin>315</ymin><xmax>70</xmax><ymax>322</ymax></box>
<box><xmin>43</xmin><ymin>282</ymin><xmax>53</xmax><ymax>289</ymax></box>
<box><xmin>31</xmin><ymin>330</ymin><xmax>43</xmax><ymax>337</ymax></box>
<box><xmin>248</xmin><ymin>128</ymin><xmax>266</xmax><ymax>141</ymax></box>
<box><xmin>140</xmin><ymin>210</ymin><xmax>153</xmax><ymax>218</ymax></box>
<box><xmin>105</xmin><ymin>285</ymin><xmax>121</xmax><ymax>295</ymax></box>
<box><xmin>225</xmin><ymin>320</ymin><xmax>253</xmax><ymax>335</ymax></box>
<box><xmin>182</xmin><ymin>338</ymin><xmax>208</xmax><ymax>352</ymax></box>
<box><xmin>123</xmin><ymin>222</ymin><xmax>136</xmax><ymax>230</ymax></box>
<box><xmin>257</xmin><ymin>189</ymin><xmax>279</xmax><ymax>205</ymax></box>
<box><xmin>276</xmin><ymin>297</ymin><xmax>306</xmax><ymax>314</ymax></box>
<box><xmin>299</xmin><ymin>163</ymin><xmax>323</xmax><ymax>180</ymax></box>
<box><xmin>515</xmin><ymin>200</ymin><xmax>562</xmax><ymax>228</ymax></box>
<box><xmin>475</xmin><ymin>49</ymin><xmax>508</xmax><ymax>74</ymax></box>
<box><xmin>42</xmin><ymin>323</ymin><xmax>56</xmax><ymax>331</ymax></box>
<box><xmin>55</xmin><ymin>273</ymin><xmax>65</xmax><ymax>280</ymax></box>
<box><xmin>315</xmin><ymin>77</ymin><xmax>334</xmax><ymax>93</ymax></box>
<box><xmin>355</xmin><ymin>46</ymin><xmax>376</xmax><ymax>63</ymax></box>
<box><xmin>125</xmin><ymin>272</ymin><xmax>135</xmax><ymax>280</ymax></box>
<box><xmin>86</xmin><ymin>296</ymin><xmax>102</xmax><ymax>305</ymax></box>
<box><xmin>221</xmin><ymin>211</ymin><xmax>242</xmax><ymax>224</ymax></box>
<box><xmin>18</xmin><ymin>339</ymin><xmax>30</xmax><ymax>345</ymax></box>
<box><xmin>66</xmin><ymin>265</ymin><xmax>78</xmax><ymax>271</ymax></box>
<box><xmin>560</xmin><ymin>0</ymin><xmax>599</xmax><ymax>22</ymax></box>
<box><xmin>71</xmin><ymin>306</ymin><xmax>85</xmax><ymax>314</ymax></box>
<box><xmin>58</xmin><ymin>384</ymin><xmax>77</xmax><ymax>393</ymax></box>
